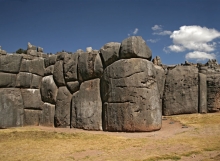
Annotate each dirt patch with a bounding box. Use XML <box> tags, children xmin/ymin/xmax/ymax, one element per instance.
<box><xmin>0</xmin><ymin>113</ymin><xmax>220</xmax><ymax>161</ymax></box>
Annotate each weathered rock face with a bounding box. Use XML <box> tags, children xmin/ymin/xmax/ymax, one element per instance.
<box><xmin>40</xmin><ymin>103</ymin><xmax>55</xmax><ymax>127</ymax></box>
<box><xmin>44</xmin><ymin>65</ymin><xmax>54</xmax><ymax>76</ymax></box>
<box><xmin>199</xmin><ymin>73</ymin><xmax>207</xmax><ymax>113</ymax></box>
<box><xmin>207</xmin><ymin>74</ymin><xmax>220</xmax><ymax>112</ymax></box>
<box><xmin>56</xmin><ymin>52</ymin><xmax>68</xmax><ymax>61</ymax></box>
<box><xmin>44</xmin><ymin>55</ymin><xmax>57</xmax><ymax>68</ymax></box>
<box><xmin>31</xmin><ymin>74</ymin><xmax>42</xmax><ymax>89</ymax></box>
<box><xmin>163</xmin><ymin>66</ymin><xmax>199</xmax><ymax>115</ymax></box>
<box><xmin>0</xmin><ymin>88</ymin><xmax>24</xmax><ymax>128</ymax></box>
<box><xmin>119</xmin><ymin>36</ymin><xmax>152</xmax><ymax>60</ymax></box>
<box><xmin>101</xmin><ymin>58</ymin><xmax>161</xmax><ymax>132</ymax></box>
<box><xmin>66</xmin><ymin>81</ymin><xmax>79</xmax><ymax>94</ymax></box>
<box><xmin>54</xmin><ymin>86</ymin><xmax>72</xmax><ymax>127</ymax></box>
<box><xmin>21</xmin><ymin>89</ymin><xmax>43</xmax><ymax>109</ymax></box>
<box><xmin>99</xmin><ymin>42</ymin><xmax>120</xmax><ymax>68</ymax></box>
<box><xmin>53</xmin><ymin>60</ymin><xmax>65</xmax><ymax>87</ymax></box>
<box><xmin>78</xmin><ymin>51</ymin><xmax>103</xmax><ymax>81</ymax></box>
<box><xmin>24</xmin><ymin>109</ymin><xmax>42</xmax><ymax>126</ymax></box>
<box><xmin>20</xmin><ymin>58</ymin><xmax>45</xmax><ymax>76</ymax></box>
<box><xmin>0</xmin><ymin>55</ymin><xmax>22</xmax><ymax>73</ymax></box>
<box><xmin>16</xmin><ymin>72</ymin><xmax>32</xmax><ymax>88</ymax></box>
<box><xmin>63</xmin><ymin>53</ymin><xmax>78</xmax><ymax>82</ymax></box>
<box><xmin>71</xmin><ymin>79</ymin><xmax>102</xmax><ymax>130</ymax></box>
<box><xmin>154</xmin><ymin>66</ymin><xmax>165</xmax><ymax>99</ymax></box>
<box><xmin>40</xmin><ymin>75</ymin><xmax>58</xmax><ymax>104</ymax></box>
<box><xmin>0</xmin><ymin>72</ymin><xmax>17</xmax><ymax>88</ymax></box>
<box><xmin>152</xmin><ymin>56</ymin><xmax>162</xmax><ymax>66</ymax></box>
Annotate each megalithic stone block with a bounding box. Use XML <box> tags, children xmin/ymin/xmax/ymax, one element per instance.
<box><xmin>199</xmin><ymin>73</ymin><xmax>207</xmax><ymax>113</ymax></box>
<box><xmin>101</xmin><ymin>58</ymin><xmax>161</xmax><ymax>132</ymax></box>
<box><xmin>0</xmin><ymin>88</ymin><xmax>24</xmax><ymax>128</ymax></box>
<box><xmin>163</xmin><ymin>66</ymin><xmax>199</xmax><ymax>115</ymax></box>
<box><xmin>54</xmin><ymin>86</ymin><xmax>72</xmax><ymax>128</ymax></box>
<box><xmin>71</xmin><ymin>78</ymin><xmax>102</xmax><ymax>130</ymax></box>
<box><xmin>0</xmin><ymin>55</ymin><xmax>22</xmax><ymax>73</ymax></box>
<box><xmin>119</xmin><ymin>36</ymin><xmax>152</xmax><ymax>60</ymax></box>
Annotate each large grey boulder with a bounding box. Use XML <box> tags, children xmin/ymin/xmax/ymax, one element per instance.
<box><xmin>27</xmin><ymin>50</ymin><xmax>38</xmax><ymax>57</ymax></box>
<box><xmin>78</xmin><ymin>50</ymin><xmax>103</xmax><ymax>81</ymax></box>
<box><xmin>0</xmin><ymin>55</ymin><xmax>22</xmax><ymax>73</ymax></box>
<box><xmin>119</xmin><ymin>36</ymin><xmax>152</xmax><ymax>60</ymax></box>
<box><xmin>16</xmin><ymin>72</ymin><xmax>32</xmax><ymax>88</ymax></box>
<box><xmin>20</xmin><ymin>58</ymin><xmax>45</xmax><ymax>76</ymax></box>
<box><xmin>207</xmin><ymin>74</ymin><xmax>220</xmax><ymax>112</ymax></box>
<box><xmin>99</xmin><ymin>42</ymin><xmax>120</xmax><ymax>68</ymax></box>
<box><xmin>54</xmin><ymin>86</ymin><xmax>72</xmax><ymax>127</ymax></box>
<box><xmin>0</xmin><ymin>72</ymin><xmax>16</xmax><ymax>88</ymax></box>
<box><xmin>24</xmin><ymin>109</ymin><xmax>42</xmax><ymax>126</ymax></box>
<box><xmin>31</xmin><ymin>74</ymin><xmax>42</xmax><ymax>89</ymax></box>
<box><xmin>101</xmin><ymin>58</ymin><xmax>161</xmax><ymax>132</ymax></box>
<box><xmin>28</xmin><ymin>58</ymin><xmax>45</xmax><ymax>76</ymax></box>
<box><xmin>44</xmin><ymin>65</ymin><xmax>54</xmax><ymax>76</ymax></box>
<box><xmin>71</xmin><ymin>79</ymin><xmax>102</xmax><ymax>130</ymax></box>
<box><xmin>0</xmin><ymin>88</ymin><xmax>24</xmax><ymax>128</ymax></box>
<box><xmin>66</xmin><ymin>81</ymin><xmax>80</xmax><ymax>94</ymax></box>
<box><xmin>64</xmin><ymin>53</ymin><xmax>78</xmax><ymax>82</ymax></box>
<box><xmin>40</xmin><ymin>103</ymin><xmax>55</xmax><ymax>127</ymax></box>
<box><xmin>40</xmin><ymin>75</ymin><xmax>58</xmax><ymax>104</ymax></box>
<box><xmin>53</xmin><ymin>60</ymin><xmax>65</xmax><ymax>87</ymax></box>
<box><xmin>163</xmin><ymin>66</ymin><xmax>199</xmax><ymax>115</ymax></box>
<box><xmin>44</xmin><ymin>55</ymin><xmax>57</xmax><ymax>68</ymax></box>
<box><xmin>56</xmin><ymin>52</ymin><xmax>68</xmax><ymax>61</ymax></box>
<box><xmin>21</xmin><ymin>89</ymin><xmax>43</xmax><ymax>109</ymax></box>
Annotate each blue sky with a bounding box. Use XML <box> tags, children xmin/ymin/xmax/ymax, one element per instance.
<box><xmin>1</xmin><ymin>0</ymin><xmax>220</xmax><ymax>65</ymax></box>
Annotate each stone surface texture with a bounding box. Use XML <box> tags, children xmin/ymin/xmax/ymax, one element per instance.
<box><xmin>119</xmin><ymin>36</ymin><xmax>152</xmax><ymax>60</ymax></box>
<box><xmin>40</xmin><ymin>75</ymin><xmax>58</xmax><ymax>104</ymax></box>
<box><xmin>0</xmin><ymin>55</ymin><xmax>22</xmax><ymax>73</ymax></box>
<box><xmin>71</xmin><ymin>79</ymin><xmax>102</xmax><ymax>130</ymax></box>
<box><xmin>101</xmin><ymin>58</ymin><xmax>161</xmax><ymax>132</ymax></box>
<box><xmin>64</xmin><ymin>53</ymin><xmax>78</xmax><ymax>82</ymax></box>
<box><xmin>163</xmin><ymin>66</ymin><xmax>199</xmax><ymax>115</ymax></box>
<box><xmin>0</xmin><ymin>88</ymin><xmax>24</xmax><ymax>128</ymax></box>
<box><xmin>55</xmin><ymin>86</ymin><xmax>72</xmax><ymax>127</ymax></box>
<box><xmin>78</xmin><ymin>50</ymin><xmax>103</xmax><ymax>81</ymax></box>
<box><xmin>99</xmin><ymin>42</ymin><xmax>120</xmax><ymax>67</ymax></box>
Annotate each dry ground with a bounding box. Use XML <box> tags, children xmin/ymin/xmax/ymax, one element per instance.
<box><xmin>0</xmin><ymin>113</ymin><xmax>220</xmax><ymax>161</ymax></box>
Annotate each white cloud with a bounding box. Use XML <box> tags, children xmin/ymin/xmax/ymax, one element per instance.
<box><xmin>185</xmin><ymin>51</ymin><xmax>216</xmax><ymax>61</ymax></box>
<box><xmin>153</xmin><ymin>30</ymin><xmax>172</xmax><ymax>36</ymax></box>
<box><xmin>147</xmin><ymin>39</ymin><xmax>160</xmax><ymax>43</ymax></box>
<box><xmin>133</xmin><ymin>28</ymin><xmax>138</xmax><ymax>35</ymax></box>
<box><xmin>152</xmin><ymin>25</ymin><xmax>162</xmax><ymax>31</ymax></box>
<box><xmin>168</xmin><ymin>45</ymin><xmax>185</xmax><ymax>52</ymax></box>
<box><xmin>165</xmin><ymin>25</ymin><xmax>220</xmax><ymax>61</ymax></box>
<box><xmin>170</xmin><ymin>25</ymin><xmax>220</xmax><ymax>52</ymax></box>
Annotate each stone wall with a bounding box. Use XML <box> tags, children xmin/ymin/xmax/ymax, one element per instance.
<box><xmin>0</xmin><ymin>37</ymin><xmax>219</xmax><ymax>131</ymax></box>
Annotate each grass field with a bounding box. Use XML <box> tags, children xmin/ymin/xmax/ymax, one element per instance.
<box><xmin>0</xmin><ymin>113</ymin><xmax>220</xmax><ymax>161</ymax></box>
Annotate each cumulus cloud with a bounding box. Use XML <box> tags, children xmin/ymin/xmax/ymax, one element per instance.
<box><xmin>168</xmin><ymin>45</ymin><xmax>185</xmax><ymax>52</ymax></box>
<box><xmin>153</xmin><ymin>30</ymin><xmax>172</xmax><ymax>36</ymax></box>
<box><xmin>133</xmin><ymin>28</ymin><xmax>138</xmax><ymax>35</ymax></box>
<box><xmin>147</xmin><ymin>39</ymin><xmax>160</xmax><ymax>43</ymax></box>
<box><xmin>170</xmin><ymin>26</ymin><xmax>220</xmax><ymax>52</ymax></box>
<box><xmin>152</xmin><ymin>25</ymin><xmax>162</xmax><ymax>31</ymax></box>
<box><xmin>185</xmin><ymin>51</ymin><xmax>216</xmax><ymax>61</ymax></box>
<box><xmin>165</xmin><ymin>25</ymin><xmax>220</xmax><ymax>61</ymax></box>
